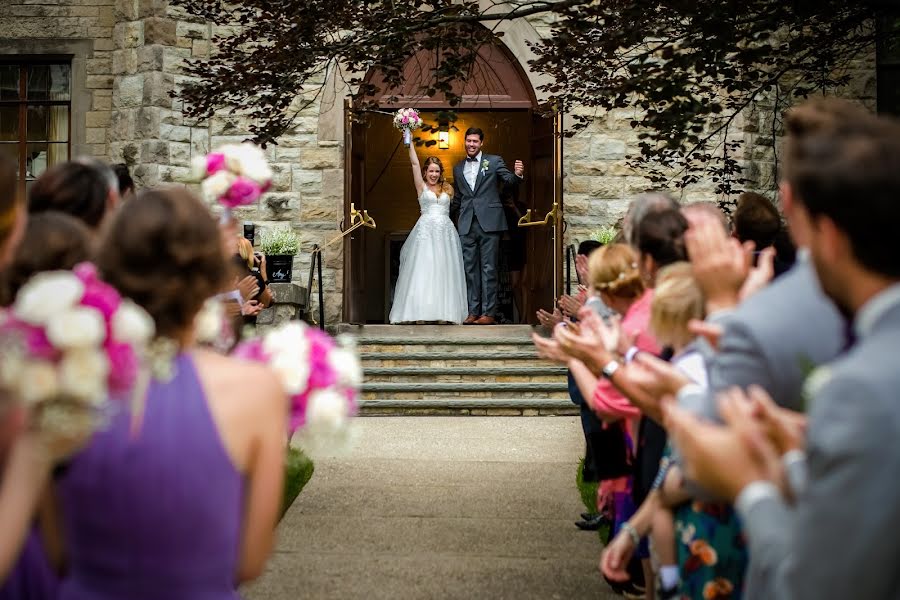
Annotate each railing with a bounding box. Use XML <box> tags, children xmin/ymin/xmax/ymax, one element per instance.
<box><xmin>304</xmin><ymin>203</ymin><xmax>376</xmax><ymax>329</ymax></box>
<box><xmin>565</xmin><ymin>243</ymin><xmax>577</xmax><ymax>296</ymax></box>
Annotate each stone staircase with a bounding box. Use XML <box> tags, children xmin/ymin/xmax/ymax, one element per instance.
<box><xmin>336</xmin><ymin>324</ymin><xmax>575</xmax><ymax>415</ymax></box>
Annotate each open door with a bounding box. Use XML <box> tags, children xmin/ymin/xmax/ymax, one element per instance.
<box><xmin>342</xmin><ymin>101</ymin><xmax>367</xmax><ymax>323</ymax></box>
<box><xmin>522</xmin><ymin>106</ymin><xmax>563</xmax><ymax>323</ymax></box>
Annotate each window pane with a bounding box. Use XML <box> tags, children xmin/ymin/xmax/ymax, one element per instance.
<box><xmin>878</xmin><ymin>68</ymin><xmax>900</xmax><ymax>116</ymax></box>
<box><xmin>26</xmin><ymin>105</ymin><xmax>68</xmax><ymax>142</ymax></box>
<box><xmin>0</xmin><ymin>106</ymin><xmax>18</xmax><ymax>142</ymax></box>
<box><xmin>26</xmin><ymin>64</ymin><xmax>70</xmax><ymax>101</ymax></box>
<box><xmin>0</xmin><ymin>144</ymin><xmax>18</xmax><ymax>174</ymax></box>
<box><xmin>0</xmin><ymin>66</ymin><xmax>19</xmax><ymax>101</ymax></box>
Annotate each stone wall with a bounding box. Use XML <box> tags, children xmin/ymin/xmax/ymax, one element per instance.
<box><xmin>0</xmin><ymin>2</ymin><xmax>881</xmax><ymax>322</ymax></box>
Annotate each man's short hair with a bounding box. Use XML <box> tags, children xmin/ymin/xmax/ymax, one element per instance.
<box><xmin>784</xmin><ymin>99</ymin><xmax>900</xmax><ymax>277</ymax></box>
<box><xmin>464</xmin><ymin>127</ymin><xmax>484</xmax><ymax>141</ymax></box>
<box><xmin>112</xmin><ymin>163</ymin><xmax>134</xmax><ymax>195</ymax></box>
<box><xmin>733</xmin><ymin>192</ymin><xmax>781</xmax><ymax>249</ymax></box>
<box><xmin>578</xmin><ymin>239</ymin><xmax>602</xmax><ymax>256</ymax></box>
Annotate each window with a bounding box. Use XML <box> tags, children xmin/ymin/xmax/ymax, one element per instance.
<box><xmin>877</xmin><ymin>14</ymin><xmax>900</xmax><ymax>116</ymax></box>
<box><xmin>0</xmin><ymin>58</ymin><xmax>71</xmax><ymax>200</ymax></box>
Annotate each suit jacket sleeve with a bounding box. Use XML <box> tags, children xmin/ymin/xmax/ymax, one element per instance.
<box><xmin>450</xmin><ymin>166</ymin><xmax>461</xmax><ymax>219</ymax></box>
<box><xmin>493</xmin><ymin>156</ymin><xmax>521</xmax><ymax>187</ymax></box>
<box><xmin>744</xmin><ymin>375</ymin><xmax>899</xmax><ymax>600</ymax></box>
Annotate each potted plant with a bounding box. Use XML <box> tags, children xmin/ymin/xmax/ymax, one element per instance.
<box><xmin>259</xmin><ymin>226</ymin><xmax>300</xmax><ymax>283</ymax></box>
<box><xmin>591</xmin><ymin>225</ymin><xmax>619</xmax><ymax>245</ymax></box>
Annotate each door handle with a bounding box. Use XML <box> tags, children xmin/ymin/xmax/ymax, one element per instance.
<box><xmin>327</xmin><ymin>203</ymin><xmax>376</xmax><ymax>247</ymax></box>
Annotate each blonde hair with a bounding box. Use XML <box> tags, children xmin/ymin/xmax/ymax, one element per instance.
<box><xmin>650</xmin><ymin>262</ymin><xmax>705</xmax><ymax>349</ymax></box>
<box><xmin>236</xmin><ymin>236</ymin><xmax>254</xmax><ymax>269</ymax></box>
<box><xmin>588</xmin><ymin>243</ymin><xmax>644</xmax><ymax>299</ymax></box>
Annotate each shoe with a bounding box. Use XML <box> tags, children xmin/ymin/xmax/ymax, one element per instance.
<box><xmin>580</xmin><ymin>512</ymin><xmax>598</xmax><ymax>521</ymax></box>
<box><xmin>463</xmin><ymin>315</ymin><xmax>478</xmax><ymax>325</ymax></box>
<box><xmin>575</xmin><ymin>513</ymin><xmax>609</xmax><ymax>530</ymax></box>
<box><xmin>474</xmin><ymin>315</ymin><xmax>496</xmax><ymax>325</ymax></box>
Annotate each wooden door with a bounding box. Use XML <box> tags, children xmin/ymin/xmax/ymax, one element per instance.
<box><xmin>342</xmin><ymin>103</ymin><xmax>368</xmax><ymax>323</ymax></box>
<box><xmin>522</xmin><ymin>107</ymin><xmax>563</xmax><ymax>323</ymax></box>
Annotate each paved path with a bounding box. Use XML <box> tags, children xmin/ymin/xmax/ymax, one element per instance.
<box><xmin>243</xmin><ymin>417</ymin><xmax>617</xmax><ymax>599</ymax></box>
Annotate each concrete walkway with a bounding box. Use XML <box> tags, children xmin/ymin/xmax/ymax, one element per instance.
<box><xmin>243</xmin><ymin>417</ymin><xmax>617</xmax><ymax>600</ymax></box>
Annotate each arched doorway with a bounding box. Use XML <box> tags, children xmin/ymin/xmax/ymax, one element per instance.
<box><xmin>343</xmin><ymin>37</ymin><xmax>562</xmax><ymax>324</ymax></box>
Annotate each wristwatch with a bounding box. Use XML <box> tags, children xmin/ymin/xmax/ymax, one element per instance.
<box><xmin>602</xmin><ymin>359</ymin><xmax>620</xmax><ymax>379</ymax></box>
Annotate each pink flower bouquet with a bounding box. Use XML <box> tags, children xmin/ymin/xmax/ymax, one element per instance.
<box><xmin>232</xmin><ymin>322</ymin><xmax>360</xmax><ymax>447</ymax></box>
<box><xmin>0</xmin><ymin>263</ymin><xmax>155</xmax><ymax>435</ymax></box>
<box><xmin>191</xmin><ymin>143</ymin><xmax>274</xmax><ymax>214</ymax></box>
<box><xmin>393</xmin><ymin>107</ymin><xmax>424</xmax><ymax>146</ymax></box>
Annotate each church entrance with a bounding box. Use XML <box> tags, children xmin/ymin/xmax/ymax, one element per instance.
<box><xmin>342</xmin><ymin>38</ymin><xmax>562</xmax><ymax>325</ymax></box>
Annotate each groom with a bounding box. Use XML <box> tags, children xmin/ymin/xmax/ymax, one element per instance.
<box><xmin>451</xmin><ymin>127</ymin><xmax>525</xmax><ymax>325</ymax></box>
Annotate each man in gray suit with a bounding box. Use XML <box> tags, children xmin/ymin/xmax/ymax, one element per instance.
<box><xmin>665</xmin><ymin>99</ymin><xmax>900</xmax><ymax>599</ymax></box>
<box><xmin>451</xmin><ymin>127</ymin><xmax>524</xmax><ymax>325</ymax></box>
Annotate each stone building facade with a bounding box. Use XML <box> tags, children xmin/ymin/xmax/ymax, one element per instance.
<box><xmin>0</xmin><ymin>1</ymin><xmax>880</xmax><ymax>324</ymax></box>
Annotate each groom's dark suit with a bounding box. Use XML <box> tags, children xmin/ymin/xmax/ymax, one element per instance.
<box><xmin>451</xmin><ymin>153</ymin><xmax>521</xmax><ymax>318</ymax></box>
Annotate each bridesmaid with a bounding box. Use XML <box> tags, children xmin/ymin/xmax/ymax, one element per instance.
<box><xmin>50</xmin><ymin>187</ymin><xmax>287</xmax><ymax>599</ymax></box>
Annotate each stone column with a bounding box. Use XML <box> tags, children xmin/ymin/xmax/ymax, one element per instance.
<box><xmin>256</xmin><ymin>283</ymin><xmax>309</xmax><ymax>333</ymax></box>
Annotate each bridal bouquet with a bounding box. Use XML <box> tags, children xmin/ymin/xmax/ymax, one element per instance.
<box><xmin>232</xmin><ymin>322</ymin><xmax>361</xmax><ymax>451</ymax></box>
<box><xmin>191</xmin><ymin>143</ymin><xmax>274</xmax><ymax>216</ymax></box>
<box><xmin>393</xmin><ymin>107</ymin><xmax>423</xmax><ymax>146</ymax></box>
<box><xmin>0</xmin><ymin>263</ymin><xmax>155</xmax><ymax>436</ymax></box>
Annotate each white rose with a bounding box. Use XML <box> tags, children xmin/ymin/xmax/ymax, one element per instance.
<box><xmin>194</xmin><ymin>298</ymin><xmax>225</xmax><ymax>344</ymax></box>
<box><xmin>241</xmin><ymin>159</ymin><xmax>273</xmax><ymax>186</ymax></box>
<box><xmin>59</xmin><ymin>348</ymin><xmax>109</xmax><ymax>404</ymax></box>
<box><xmin>14</xmin><ymin>271</ymin><xmax>84</xmax><ymax>326</ymax></box>
<box><xmin>262</xmin><ymin>322</ymin><xmax>309</xmax><ymax>357</ymax></box>
<box><xmin>0</xmin><ymin>349</ymin><xmax>26</xmax><ymax>388</ymax></box>
<box><xmin>328</xmin><ymin>347</ymin><xmax>362</xmax><ymax>388</ymax></box>
<box><xmin>46</xmin><ymin>306</ymin><xmax>106</xmax><ymax>350</ymax></box>
<box><xmin>270</xmin><ymin>352</ymin><xmax>310</xmax><ymax>395</ymax></box>
<box><xmin>19</xmin><ymin>361</ymin><xmax>60</xmax><ymax>405</ymax></box>
<box><xmin>112</xmin><ymin>300</ymin><xmax>155</xmax><ymax>345</ymax></box>
<box><xmin>190</xmin><ymin>154</ymin><xmax>209</xmax><ymax>181</ymax></box>
<box><xmin>201</xmin><ymin>170</ymin><xmax>235</xmax><ymax>203</ymax></box>
<box><xmin>306</xmin><ymin>389</ymin><xmax>349</xmax><ymax>430</ymax></box>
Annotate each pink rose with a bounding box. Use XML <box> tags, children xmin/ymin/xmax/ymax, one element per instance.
<box><xmin>402</xmin><ymin>116</ymin><xmax>409</xmax><ymax>124</ymax></box>
<box><xmin>221</xmin><ymin>177</ymin><xmax>261</xmax><ymax>209</ymax></box>
<box><xmin>289</xmin><ymin>390</ymin><xmax>310</xmax><ymax>431</ymax></box>
<box><xmin>1</xmin><ymin>319</ymin><xmax>58</xmax><ymax>361</ymax></box>
<box><xmin>231</xmin><ymin>339</ymin><xmax>269</xmax><ymax>363</ymax></box>
<box><xmin>106</xmin><ymin>341</ymin><xmax>138</xmax><ymax>395</ymax></box>
<box><xmin>79</xmin><ymin>281</ymin><xmax>122</xmax><ymax>323</ymax></box>
<box><xmin>206</xmin><ymin>153</ymin><xmax>226</xmax><ymax>175</ymax></box>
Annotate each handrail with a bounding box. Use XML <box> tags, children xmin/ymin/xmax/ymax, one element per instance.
<box><xmin>517</xmin><ymin>201</ymin><xmax>559</xmax><ymax>228</ymax></box>
<box><xmin>304</xmin><ymin>204</ymin><xmax>377</xmax><ymax>329</ymax></box>
<box><xmin>565</xmin><ymin>243</ymin><xmax>577</xmax><ymax>295</ymax></box>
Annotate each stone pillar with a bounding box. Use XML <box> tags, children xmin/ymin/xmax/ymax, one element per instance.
<box><xmin>256</xmin><ymin>283</ymin><xmax>309</xmax><ymax>333</ymax></box>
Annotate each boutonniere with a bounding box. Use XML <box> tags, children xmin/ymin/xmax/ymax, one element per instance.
<box><xmin>481</xmin><ymin>159</ymin><xmax>490</xmax><ymax>173</ymax></box>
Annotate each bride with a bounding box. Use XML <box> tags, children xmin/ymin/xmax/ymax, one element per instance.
<box><xmin>389</xmin><ymin>136</ymin><xmax>468</xmax><ymax>324</ymax></box>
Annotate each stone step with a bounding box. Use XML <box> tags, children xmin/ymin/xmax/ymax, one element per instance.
<box><xmin>361</xmin><ymin>382</ymin><xmax>568</xmax><ymax>396</ymax></box>
<box><xmin>337</xmin><ymin>323</ymin><xmax>538</xmax><ymax>341</ymax></box>
<box><xmin>364</xmin><ymin>366</ymin><xmax>565</xmax><ymax>384</ymax></box>
<box><xmin>362</xmin><ymin>350</ymin><xmax>538</xmax><ymax>362</ymax></box>
<box><xmin>359</xmin><ymin>397</ymin><xmax>576</xmax><ymax>411</ymax></box>
<box><xmin>358</xmin><ymin>342</ymin><xmax>537</xmax><ymax>354</ymax></box>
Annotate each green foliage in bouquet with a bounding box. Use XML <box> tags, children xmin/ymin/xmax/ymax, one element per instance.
<box><xmin>591</xmin><ymin>225</ymin><xmax>618</xmax><ymax>245</ymax></box>
<box><xmin>259</xmin><ymin>226</ymin><xmax>300</xmax><ymax>256</ymax></box>
<box><xmin>280</xmin><ymin>446</ymin><xmax>315</xmax><ymax>520</ymax></box>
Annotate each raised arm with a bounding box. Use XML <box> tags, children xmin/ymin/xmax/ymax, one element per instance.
<box><xmin>408</xmin><ymin>142</ymin><xmax>425</xmax><ymax>196</ymax></box>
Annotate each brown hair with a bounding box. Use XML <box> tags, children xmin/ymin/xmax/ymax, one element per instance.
<box><xmin>733</xmin><ymin>192</ymin><xmax>781</xmax><ymax>249</ymax></box>
<box><xmin>0</xmin><ymin>156</ymin><xmax>21</xmax><ymax>246</ymax></box>
<box><xmin>650</xmin><ymin>262</ymin><xmax>705</xmax><ymax>349</ymax></box>
<box><xmin>422</xmin><ymin>156</ymin><xmax>454</xmax><ymax>197</ymax></box>
<box><xmin>95</xmin><ymin>187</ymin><xmax>227</xmax><ymax>339</ymax></box>
<box><xmin>588</xmin><ymin>243</ymin><xmax>644</xmax><ymax>299</ymax></box>
<box><xmin>236</xmin><ymin>236</ymin><xmax>254</xmax><ymax>270</ymax></box>
<box><xmin>784</xmin><ymin>99</ymin><xmax>900</xmax><ymax>277</ymax></box>
<box><xmin>28</xmin><ymin>161</ymin><xmax>113</xmax><ymax>229</ymax></box>
<box><xmin>0</xmin><ymin>212</ymin><xmax>92</xmax><ymax>306</ymax></box>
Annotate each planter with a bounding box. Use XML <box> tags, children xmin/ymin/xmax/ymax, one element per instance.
<box><xmin>268</xmin><ymin>254</ymin><xmax>294</xmax><ymax>283</ymax></box>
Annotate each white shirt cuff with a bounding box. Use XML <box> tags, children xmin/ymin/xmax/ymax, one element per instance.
<box><xmin>735</xmin><ymin>480</ymin><xmax>783</xmax><ymax>519</ymax></box>
<box><xmin>676</xmin><ymin>382</ymin><xmax>705</xmax><ymax>403</ymax></box>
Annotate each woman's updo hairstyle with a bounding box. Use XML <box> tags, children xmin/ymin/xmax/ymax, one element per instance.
<box><xmin>636</xmin><ymin>207</ymin><xmax>688</xmax><ymax>268</ymax></box>
<box><xmin>95</xmin><ymin>187</ymin><xmax>227</xmax><ymax>339</ymax></box>
<box><xmin>588</xmin><ymin>243</ymin><xmax>644</xmax><ymax>299</ymax></box>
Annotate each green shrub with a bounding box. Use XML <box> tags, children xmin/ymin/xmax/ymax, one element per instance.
<box><xmin>280</xmin><ymin>446</ymin><xmax>315</xmax><ymax>520</ymax></box>
<box><xmin>591</xmin><ymin>225</ymin><xmax>618</xmax><ymax>245</ymax></box>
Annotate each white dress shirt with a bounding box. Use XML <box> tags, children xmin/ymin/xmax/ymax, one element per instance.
<box><xmin>464</xmin><ymin>151</ymin><xmax>482</xmax><ymax>191</ymax></box>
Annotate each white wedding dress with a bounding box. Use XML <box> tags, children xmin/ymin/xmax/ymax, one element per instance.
<box><xmin>389</xmin><ymin>189</ymin><xmax>468</xmax><ymax>324</ymax></box>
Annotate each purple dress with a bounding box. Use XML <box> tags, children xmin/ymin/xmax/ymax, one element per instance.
<box><xmin>56</xmin><ymin>354</ymin><xmax>245</xmax><ymax>600</ymax></box>
<box><xmin>0</xmin><ymin>528</ymin><xmax>58</xmax><ymax>600</ymax></box>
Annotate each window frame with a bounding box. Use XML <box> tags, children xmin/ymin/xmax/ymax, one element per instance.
<box><xmin>0</xmin><ymin>55</ymin><xmax>73</xmax><ymax>200</ymax></box>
